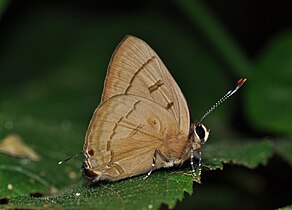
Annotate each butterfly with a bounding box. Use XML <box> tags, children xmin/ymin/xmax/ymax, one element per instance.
<box><xmin>60</xmin><ymin>35</ymin><xmax>246</xmax><ymax>182</ymax></box>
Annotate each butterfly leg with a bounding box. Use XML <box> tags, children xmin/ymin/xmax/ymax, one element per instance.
<box><xmin>190</xmin><ymin>148</ymin><xmax>202</xmax><ymax>178</ymax></box>
<box><xmin>143</xmin><ymin>148</ymin><xmax>169</xmax><ymax>179</ymax></box>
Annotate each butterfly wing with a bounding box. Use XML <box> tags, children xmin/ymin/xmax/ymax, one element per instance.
<box><xmin>101</xmin><ymin>35</ymin><xmax>190</xmax><ymax>134</ymax></box>
<box><xmin>84</xmin><ymin>95</ymin><xmax>180</xmax><ymax>181</ymax></box>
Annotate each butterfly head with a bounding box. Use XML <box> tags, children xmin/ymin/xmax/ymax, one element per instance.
<box><xmin>193</xmin><ymin>122</ymin><xmax>210</xmax><ymax>145</ymax></box>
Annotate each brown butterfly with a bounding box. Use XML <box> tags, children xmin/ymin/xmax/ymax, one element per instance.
<box><xmin>60</xmin><ymin>35</ymin><xmax>246</xmax><ymax>182</ymax></box>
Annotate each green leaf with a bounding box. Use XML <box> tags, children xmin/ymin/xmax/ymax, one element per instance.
<box><xmin>0</xmin><ymin>165</ymin><xmax>49</xmax><ymax>198</ymax></box>
<box><xmin>0</xmin><ymin>117</ymin><xmax>85</xmax><ymax>193</ymax></box>
<box><xmin>245</xmin><ymin>32</ymin><xmax>292</xmax><ymax>137</ymax></box>
<box><xmin>6</xmin><ymin>172</ymin><xmax>193</xmax><ymax>210</ymax></box>
<box><xmin>203</xmin><ymin>140</ymin><xmax>274</xmax><ymax>170</ymax></box>
<box><xmin>278</xmin><ymin>205</ymin><xmax>292</xmax><ymax>210</ymax></box>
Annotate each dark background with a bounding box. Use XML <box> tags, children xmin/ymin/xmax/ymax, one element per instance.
<box><xmin>0</xmin><ymin>1</ymin><xmax>291</xmax><ymax>209</ymax></box>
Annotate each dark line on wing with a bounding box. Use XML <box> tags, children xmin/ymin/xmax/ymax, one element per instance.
<box><xmin>166</xmin><ymin>102</ymin><xmax>174</xmax><ymax>110</ymax></box>
<box><xmin>109</xmin><ymin>116</ymin><xmax>123</xmax><ymax>140</ymax></box>
<box><xmin>125</xmin><ymin>56</ymin><xmax>156</xmax><ymax>94</ymax></box>
<box><xmin>129</xmin><ymin>124</ymin><xmax>144</xmax><ymax>138</ymax></box>
<box><xmin>125</xmin><ymin>100</ymin><xmax>141</xmax><ymax>118</ymax></box>
<box><xmin>148</xmin><ymin>80</ymin><xmax>164</xmax><ymax>93</ymax></box>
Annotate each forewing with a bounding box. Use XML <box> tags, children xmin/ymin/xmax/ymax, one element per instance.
<box><xmin>102</xmin><ymin>35</ymin><xmax>190</xmax><ymax>134</ymax></box>
<box><xmin>84</xmin><ymin>95</ymin><xmax>179</xmax><ymax>180</ymax></box>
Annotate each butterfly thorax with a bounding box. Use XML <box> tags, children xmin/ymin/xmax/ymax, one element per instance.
<box><xmin>156</xmin><ymin>131</ymin><xmax>191</xmax><ymax>167</ymax></box>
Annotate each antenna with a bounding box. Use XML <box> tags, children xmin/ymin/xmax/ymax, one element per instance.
<box><xmin>58</xmin><ymin>151</ymin><xmax>83</xmax><ymax>165</ymax></box>
<box><xmin>199</xmin><ymin>78</ymin><xmax>247</xmax><ymax>123</ymax></box>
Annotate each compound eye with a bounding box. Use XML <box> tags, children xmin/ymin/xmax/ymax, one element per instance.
<box><xmin>195</xmin><ymin>124</ymin><xmax>206</xmax><ymax>140</ymax></box>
